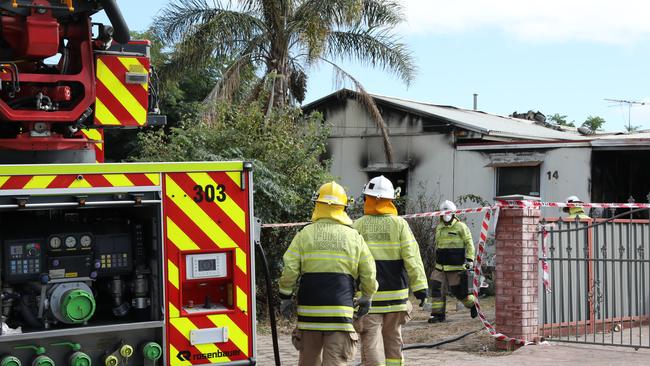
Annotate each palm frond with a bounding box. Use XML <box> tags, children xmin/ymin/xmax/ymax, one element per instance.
<box><xmin>322</xmin><ymin>58</ymin><xmax>394</xmax><ymax>164</ymax></box>
<box><xmin>360</xmin><ymin>0</ymin><xmax>403</xmax><ymax>29</ymax></box>
<box><xmin>325</xmin><ymin>29</ymin><xmax>416</xmax><ymax>86</ymax></box>
<box><xmin>155</xmin><ymin>0</ymin><xmax>264</xmax><ymax>44</ymax></box>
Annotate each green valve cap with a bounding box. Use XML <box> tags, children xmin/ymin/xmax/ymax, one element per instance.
<box><xmin>0</xmin><ymin>356</ymin><xmax>21</xmax><ymax>366</ymax></box>
<box><xmin>103</xmin><ymin>356</ymin><xmax>117</xmax><ymax>366</ymax></box>
<box><xmin>142</xmin><ymin>342</ymin><xmax>162</xmax><ymax>361</ymax></box>
<box><xmin>69</xmin><ymin>352</ymin><xmax>91</xmax><ymax>366</ymax></box>
<box><xmin>61</xmin><ymin>289</ymin><xmax>96</xmax><ymax>324</ymax></box>
<box><xmin>32</xmin><ymin>355</ymin><xmax>54</xmax><ymax>366</ymax></box>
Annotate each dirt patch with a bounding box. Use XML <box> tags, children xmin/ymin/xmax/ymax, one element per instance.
<box><xmin>257</xmin><ymin>296</ymin><xmax>508</xmax><ymax>356</ymax></box>
<box><xmin>403</xmin><ymin>296</ymin><xmax>507</xmax><ymax>356</ymax></box>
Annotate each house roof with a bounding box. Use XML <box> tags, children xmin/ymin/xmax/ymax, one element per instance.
<box><xmin>303</xmin><ymin>89</ymin><xmax>588</xmax><ymax>142</ymax></box>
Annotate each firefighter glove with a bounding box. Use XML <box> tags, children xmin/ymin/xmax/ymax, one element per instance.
<box><xmin>464</xmin><ymin>259</ymin><xmax>474</xmax><ymax>270</ymax></box>
<box><xmin>280</xmin><ymin>299</ymin><xmax>294</xmax><ymax>319</ymax></box>
<box><xmin>354</xmin><ymin>296</ymin><xmax>372</xmax><ymax>320</ymax></box>
<box><xmin>414</xmin><ymin>289</ymin><xmax>428</xmax><ymax>307</ymax></box>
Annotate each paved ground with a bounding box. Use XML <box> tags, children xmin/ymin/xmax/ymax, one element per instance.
<box><xmin>257</xmin><ymin>323</ymin><xmax>650</xmax><ymax>365</ymax></box>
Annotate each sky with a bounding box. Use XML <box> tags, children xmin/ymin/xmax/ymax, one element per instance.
<box><xmin>97</xmin><ymin>0</ymin><xmax>650</xmax><ymax>132</ymax></box>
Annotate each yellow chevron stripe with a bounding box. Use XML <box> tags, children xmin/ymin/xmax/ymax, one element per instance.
<box><xmin>165</xmin><ymin>175</ymin><xmax>239</xmax><ymax>250</ymax></box>
<box><xmin>235</xmin><ymin>248</ymin><xmax>247</xmax><ymax>275</ymax></box>
<box><xmin>169</xmin><ymin>344</ymin><xmax>191</xmax><ymax>366</ymax></box>
<box><xmin>145</xmin><ymin>173</ymin><xmax>161</xmax><ymax>185</ymax></box>
<box><xmin>103</xmin><ymin>174</ymin><xmax>134</xmax><ymax>187</ymax></box>
<box><xmin>97</xmin><ymin>58</ymin><xmax>146</xmax><ymax>124</ymax></box>
<box><xmin>80</xmin><ymin>128</ymin><xmax>102</xmax><ymax>141</ymax></box>
<box><xmin>118</xmin><ymin>57</ymin><xmax>149</xmax><ymax>92</ymax></box>
<box><xmin>168</xmin><ymin>259</ymin><xmax>179</xmax><ymax>290</ymax></box>
<box><xmin>170</xmin><ymin>317</ymin><xmax>231</xmax><ymax>363</ymax></box>
<box><xmin>0</xmin><ymin>176</ymin><xmax>9</xmax><ymax>188</ymax></box>
<box><xmin>166</xmin><ymin>218</ymin><xmax>201</xmax><ymax>251</ymax></box>
<box><xmin>226</xmin><ymin>171</ymin><xmax>242</xmax><ymax>189</ymax></box>
<box><xmin>236</xmin><ymin>286</ymin><xmax>248</xmax><ymax>313</ymax></box>
<box><xmin>207</xmin><ymin>314</ymin><xmax>249</xmax><ymax>357</ymax></box>
<box><xmin>95</xmin><ymin>98</ymin><xmax>121</xmax><ymax>126</ymax></box>
<box><xmin>24</xmin><ymin>175</ymin><xmax>56</xmax><ymax>189</ymax></box>
<box><xmin>169</xmin><ymin>302</ymin><xmax>180</xmax><ymax>318</ymax></box>
<box><xmin>96</xmin><ymin>143</ymin><xmax>104</xmax><ymax>151</ymax></box>
<box><xmin>187</xmin><ymin>172</ymin><xmax>246</xmax><ymax>232</ymax></box>
<box><xmin>68</xmin><ymin>177</ymin><xmax>92</xmax><ymax>188</ymax></box>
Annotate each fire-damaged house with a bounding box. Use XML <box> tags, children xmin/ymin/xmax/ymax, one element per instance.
<box><xmin>303</xmin><ymin>89</ymin><xmax>650</xmax><ymax>215</ymax></box>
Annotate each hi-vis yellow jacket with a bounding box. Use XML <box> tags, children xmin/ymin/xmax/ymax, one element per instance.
<box><xmin>279</xmin><ymin>218</ymin><xmax>378</xmax><ymax>332</ymax></box>
<box><xmin>353</xmin><ymin>215</ymin><xmax>428</xmax><ymax>313</ymax></box>
<box><xmin>434</xmin><ymin>218</ymin><xmax>475</xmax><ymax>272</ymax></box>
<box><xmin>567</xmin><ymin>207</ymin><xmax>590</xmax><ymax>219</ymax></box>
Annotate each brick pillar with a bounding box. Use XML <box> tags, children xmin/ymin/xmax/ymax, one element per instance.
<box><xmin>494</xmin><ymin>195</ymin><xmax>541</xmax><ymax>350</ymax></box>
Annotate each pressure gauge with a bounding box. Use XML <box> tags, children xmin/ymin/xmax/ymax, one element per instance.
<box><xmin>80</xmin><ymin>234</ymin><xmax>92</xmax><ymax>248</ymax></box>
<box><xmin>64</xmin><ymin>235</ymin><xmax>77</xmax><ymax>248</ymax></box>
<box><xmin>49</xmin><ymin>236</ymin><xmax>62</xmax><ymax>249</ymax></box>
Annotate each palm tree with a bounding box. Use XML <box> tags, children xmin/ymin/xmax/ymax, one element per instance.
<box><xmin>155</xmin><ymin>0</ymin><xmax>416</xmax><ymax>163</ymax></box>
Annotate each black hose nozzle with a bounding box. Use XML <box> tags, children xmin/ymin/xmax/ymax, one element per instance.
<box><xmin>99</xmin><ymin>0</ymin><xmax>130</xmax><ymax>44</ymax></box>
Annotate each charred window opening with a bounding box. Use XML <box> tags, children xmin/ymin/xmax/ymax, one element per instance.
<box><xmin>496</xmin><ymin>166</ymin><xmax>540</xmax><ymax>197</ymax></box>
<box><xmin>592</xmin><ymin>150</ymin><xmax>650</xmax><ymax>218</ymax></box>
<box><xmin>366</xmin><ymin>170</ymin><xmax>408</xmax><ymax>197</ymax></box>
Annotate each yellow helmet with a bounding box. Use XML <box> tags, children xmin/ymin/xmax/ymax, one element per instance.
<box><xmin>314</xmin><ymin>181</ymin><xmax>349</xmax><ymax>206</ymax></box>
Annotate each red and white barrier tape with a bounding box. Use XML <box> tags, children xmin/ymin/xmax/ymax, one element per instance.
<box><xmin>260</xmin><ymin>206</ymin><xmax>494</xmax><ymax>228</ymax></box>
<box><xmin>497</xmin><ymin>200</ymin><xmax>650</xmax><ymax>209</ymax></box>
<box><xmin>539</xmin><ymin>224</ymin><xmax>555</xmax><ymax>294</ymax></box>
<box><xmin>261</xmin><ymin>200</ymin><xmax>650</xmax><ymax>228</ymax></box>
<box><xmin>472</xmin><ymin>207</ymin><xmax>533</xmax><ymax>346</ymax></box>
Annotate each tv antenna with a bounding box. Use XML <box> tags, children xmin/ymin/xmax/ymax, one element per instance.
<box><xmin>604</xmin><ymin>98</ymin><xmax>647</xmax><ymax>131</ymax></box>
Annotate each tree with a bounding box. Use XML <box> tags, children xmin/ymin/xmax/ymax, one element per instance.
<box><xmin>154</xmin><ymin>0</ymin><xmax>417</xmax><ymax>163</ymax></box>
<box><xmin>582</xmin><ymin>116</ymin><xmax>606</xmax><ymax>131</ymax></box>
<box><xmin>625</xmin><ymin>124</ymin><xmax>641</xmax><ymax>133</ymax></box>
<box><xmin>548</xmin><ymin>113</ymin><xmax>575</xmax><ymax>127</ymax></box>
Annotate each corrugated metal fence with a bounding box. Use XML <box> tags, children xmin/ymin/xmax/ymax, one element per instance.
<box><xmin>539</xmin><ymin>211</ymin><xmax>650</xmax><ymax>348</ymax></box>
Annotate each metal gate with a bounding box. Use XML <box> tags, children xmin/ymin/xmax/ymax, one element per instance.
<box><xmin>539</xmin><ymin>209</ymin><xmax>650</xmax><ymax>348</ymax></box>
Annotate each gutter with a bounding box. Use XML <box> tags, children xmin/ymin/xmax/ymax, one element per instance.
<box><xmin>457</xmin><ymin>141</ymin><xmax>592</xmax><ymax>151</ymax></box>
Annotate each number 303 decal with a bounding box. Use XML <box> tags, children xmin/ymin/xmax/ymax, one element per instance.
<box><xmin>193</xmin><ymin>184</ymin><xmax>227</xmax><ymax>203</ymax></box>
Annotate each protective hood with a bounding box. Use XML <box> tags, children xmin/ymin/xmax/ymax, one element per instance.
<box><xmin>311</xmin><ymin>202</ymin><xmax>353</xmax><ymax>226</ymax></box>
<box><xmin>363</xmin><ymin>195</ymin><xmax>398</xmax><ymax>216</ymax></box>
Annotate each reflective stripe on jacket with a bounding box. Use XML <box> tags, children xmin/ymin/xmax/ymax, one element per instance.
<box><xmin>279</xmin><ymin>218</ymin><xmax>378</xmax><ymax>331</ymax></box>
<box><xmin>353</xmin><ymin>214</ymin><xmax>428</xmax><ymax>313</ymax></box>
<box><xmin>434</xmin><ymin>219</ymin><xmax>475</xmax><ymax>272</ymax></box>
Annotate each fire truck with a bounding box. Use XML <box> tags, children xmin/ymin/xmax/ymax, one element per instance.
<box><xmin>0</xmin><ymin>1</ymin><xmax>257</xmax><ymax>365</ymax></box>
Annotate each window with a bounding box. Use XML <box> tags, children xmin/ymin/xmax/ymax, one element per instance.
<box><xmin>496</xmin><ymin>166</ymin><xmax>540</xmax><ymax>197</ymax></box>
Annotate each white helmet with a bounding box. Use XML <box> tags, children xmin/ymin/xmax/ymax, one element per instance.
<box><xmin>440</xmin><ymin>200</ymin><xmax>457</xmax><ymax>222</ymax></box>
<box><xmin>566</xmin><ymin>195</ymin><xmax>582</xmax><ymax>203</ymax></box>
<box><xmin>564</xmin><ymin>195</ymin><xmax>583</xmax><ymax>213</ymax></box>
<box><xmin>363</xmin><ymin>176</ymin><xmax>396</xmax><ymax>199</ymax></box>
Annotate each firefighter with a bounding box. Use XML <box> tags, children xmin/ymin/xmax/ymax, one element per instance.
<box><xmin>564</xmin><ymin>195</ymin><xmax>591</xmax><ymax>219</ymax></box>
<box><xmin>428</xmin><ymin>200</ymin><xmax>478</xmax><ymax>323</ymax></box>
<box><xmin>279</xmin><ymin>181</ymin><xmax>378</xmax><ymax>366</ymax></box>
<box><xmin>353</xmin><ymin>176</ymin><xmax>428</xmax><ymax>366</ymax></box>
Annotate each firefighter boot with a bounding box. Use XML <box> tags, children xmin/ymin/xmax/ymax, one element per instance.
<box><xmin>428</xmin><ymin>314</ymin><xmax>446</xmax><ymax>323</ymax></box>
<box><xmin>470</xmin><ymin>305</ymin><xmax>478</xmax><ymax>319</ymax></box>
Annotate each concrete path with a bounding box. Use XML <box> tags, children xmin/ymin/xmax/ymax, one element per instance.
<box><xmin>257</xmin><ymin>332</ymin><xmax>650</xmax><ymax>365</ymax></box>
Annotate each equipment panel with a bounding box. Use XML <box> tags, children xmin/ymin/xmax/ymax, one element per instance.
<box><xmin>3</xmin><ymin>239</ymin><xmax>42</xmax><ymax>281</ymax></box>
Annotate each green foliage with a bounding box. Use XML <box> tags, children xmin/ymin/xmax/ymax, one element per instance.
<box><xmin>548</xmin><ymin>113</ymin><xmax>575</xmax><ymax>127</ymax></box>
<box><xmin>582</xmin><ymin>115</ymin><xmax>606</xmax><ymax>131</ymax></box>
<box><xmin>625</xmin><ymin>124</ymin><xmax>641</xmax><ymax>132</ymax></box>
